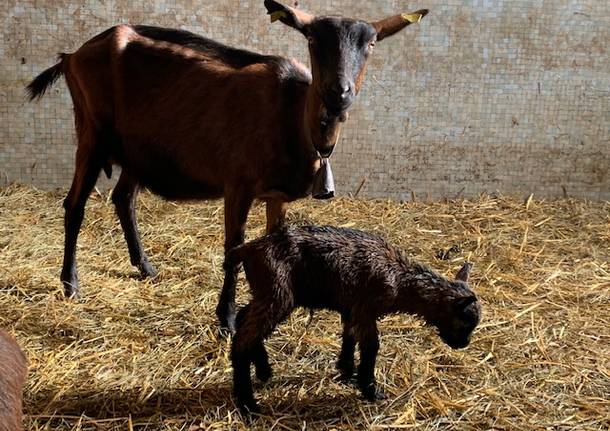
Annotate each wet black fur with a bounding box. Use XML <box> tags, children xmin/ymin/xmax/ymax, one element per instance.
<box><xmin>228</xmin><ymin>225</ymin><xmax>482</xmax><ymax>413</ymax></box>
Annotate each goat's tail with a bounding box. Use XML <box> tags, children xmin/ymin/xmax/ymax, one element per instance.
<box><xmin>26</xmin><ymin>54</ymin><xmax>68</xmax><ymax>101</ymax></box>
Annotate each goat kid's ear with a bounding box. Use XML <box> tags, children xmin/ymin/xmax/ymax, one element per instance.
<box><xmin>372</xmin><ymin>9</ymin><xmax>428</xmax><ymax>42</ymax></box>
<box><xmin>455</xmin><ymin>262</ymin><xmax>473</xmax><ymax>283</ymax></box>
<box><xmin>264</xmin><ymin>0</ymin><xmax>314</xmax><ymax>34</ymax></box>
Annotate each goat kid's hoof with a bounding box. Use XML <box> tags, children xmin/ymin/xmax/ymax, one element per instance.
<box><xmin>237</xmin><ymin>399</ymin><xmax>261</xmax><ymax>416</ymax></box>
<box><xmin>221</xmin><ymin>316</ymin><xmax>237</xmax><ymax>335</ymax></box>
<box><xmin>61</xmin><ymin>278</ymin><xmax>80</xmax><ymax>299</ymax></box>
<box><xmin>338</xmin><ymin>373</ymin><xmax>357</xmax><ymax>386</ymax></box>
<box><xmin>216</xmin><ymin>325</ymin><xmax>235</xmax><ymax>339</ymax></box>
<box><xmin>138</xmin><ymin>261</ymin><xmax>158</xmax><ymax>279</ymax></box>
<box><xmin>337</xmin><ymin>367</ymin><xmax>356</xmax><ymax>384</ymax></box>
<box><xmin>216</xmin><ymin>311</ymin><xmax>237</xmax><ymax>336</ymax></box>
<box><xmin>360</xmin><ymin>383</ymin><xmax>386</xmax><ymax>401</ymax></box>
<box><xmin>336</xmin><ymin>362</ymin><xmax>355</xmax><ymax>383</ymax></box>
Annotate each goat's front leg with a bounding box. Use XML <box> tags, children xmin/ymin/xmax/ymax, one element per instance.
<box><xmin>356</xmin><ymin>321</ymin><xmax>385</xmax><ymax>401</ymax></box>
<box><xmin>337</xmin><ymin>312</ymin><xmax>356</xmax><ymax>382</ymax></box>
<box><xmin>216</xmin><ymin>188</ymin><xmax>253</xmax><ymax>333</ymax></box>
<box><xmin>265</xmin><ymin>199</ymin><xmax>287</xmax><ymax>234</ymax></box>
<box><xmin>112</xmin><ymin>170</ymin><xmax>157</xmax><ymax>279</ymax></box>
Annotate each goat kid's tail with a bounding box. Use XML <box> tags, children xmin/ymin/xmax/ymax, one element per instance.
<box><xmin>26</xmin><ymin>54</ymin><xmax>67</xmax><ymax>101</ymax></box>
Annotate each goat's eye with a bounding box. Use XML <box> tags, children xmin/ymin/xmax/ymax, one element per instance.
<box><xmin>368</xmin><ymin>41</ymin><xmax>376</xmax><ymax>49</ymax></box>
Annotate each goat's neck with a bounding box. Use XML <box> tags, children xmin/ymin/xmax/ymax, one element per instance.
<box><xmin>301</xmin><ymin>85</ymin><xmax>343</xmax><ymax>156</ymax></box>
<box><xmin>395</xmin><ymin>266</ymin><xmax>450</xmax><ymax>321</ymax></box>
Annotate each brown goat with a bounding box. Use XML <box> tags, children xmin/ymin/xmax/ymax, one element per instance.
<box><xmin>227</xmin><ymin>225</ymin><xmax>481</xmax><ymax>413</ymax></box>
<box><xmin>0</xmin><ymin>331</ymin><xmax>27</xmax><ymax>431</ymax></box>
<box><xmin>26</xmin><ymin>1</ymin><xmax>428</xmax><ymax>331</ymax></box>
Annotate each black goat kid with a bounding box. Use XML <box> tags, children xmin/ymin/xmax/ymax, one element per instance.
<box><xmin>227</xmin><ymin>225</ymin><xmax>482</xmax><ymax>413</ymax></box>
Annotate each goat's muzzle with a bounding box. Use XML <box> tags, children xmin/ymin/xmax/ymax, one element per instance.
<box><xmin>323</xmin><ymin>79</ymin><xmax>355</xmax><ymax>114</ymax></box>
<box><xmin>441</xmin><ymin>333</ymin><xmax>471</xmax><ymax>350</ymax></box>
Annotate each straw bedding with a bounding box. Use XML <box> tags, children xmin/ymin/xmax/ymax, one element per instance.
<box><xmin>0</xmin><ymin>184</ymin><xmax>608</xmax><ymax>430</ymax></box>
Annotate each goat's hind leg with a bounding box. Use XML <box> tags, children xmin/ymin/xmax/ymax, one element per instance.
<box><xmin>112</xmin><ymin>170</ymin><xmax>157</xmax><ymax>279</ymax></box>
<box><xmin>236</xmin><ymin>305</ymin><xmax>272</xmax><ymax>383</ymax></box>
<box><xmin>232</xmin><ymin>298</ymin><xmax>288</xmax><ymax>414</ymax></box>
<box><xmin>61</xmin><ymin>131</ymin><xmax>104</xmax><ymax>298</ymax></box>
<box><xmin>337</xmin><ymin>312</ymin><xmax>356</xmax><ymax>382</ymax></box>
<box><xmin>252</xmin><ymin>341</ymin><xmax>272</xmax><ymax>383</ymax></box>
<box><xmin>231</xmin><ymin>307</ymin><xmax>264</xmax><ymax>414</ymax></box>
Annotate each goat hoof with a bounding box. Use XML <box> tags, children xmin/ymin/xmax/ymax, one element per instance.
<box><xmin>360</xmin><ymin>383</ymin><xmax>386</xmax><ymax>401</ymax></box>
<box><xmin>237</xmin><ymin>398</ymin><xmax>261</xmax><ymax>415</ymax></box>
<box><xmin>216</xmin><ymin>312</ymin><xmax>237</xmax><ymax>335</ymax></box>
<box><xmin>336</xmin><ymin>361</ymin><xmax>355</xmax><ymax>382</ymax></box>
<box><xmin>338</xmin><ymin>373</ymin><xmax>356</xmax><ymax>385</ymax></box>
<box><xmin>138</xmin><ymin>261</ymin><xmax>158</xmax><ymax>279</ymax></box>
<box><xmin>224</xmin><ymin>315</ymin><xmax>237</xmax><ymax>335</ymax></box>
<box><xmin>61</xmin><ymin>278</ymin><xmax>80</xmax><ymax>299</ymax></box>
<box><xmin>217</xmin><ymin>317</ymin><xmax>236</xmax><ymax>336</ymax></box>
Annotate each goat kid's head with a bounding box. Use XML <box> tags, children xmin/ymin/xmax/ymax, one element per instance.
<box><xmin>264</xmin><ymin>0</ymin><xmax>428</xmax><ymax>156</ymax></box>
<box><xmin>430</xmin><ymin>262</ymin><xmax>481</xmax><ymax>350</ymax></box>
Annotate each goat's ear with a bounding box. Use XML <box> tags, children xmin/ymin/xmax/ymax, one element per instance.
<box><xmin>264</xmin><ymin>0</ymin><xmax>314</xmax><ymax>34</ymax></box>
<box><xmin>455</xmin><ymin>262</ymin><xmax>473</xmax><ymax>283</ymax></box>
<box><xmin>372</xmin><ymin>9</ymin><xmax>428</xmax><ymax>42</ymax></box>
<box><xmin>455</xmin><ymin>296</ymin><xmax>477</xmax><ymax>311</ymax></box>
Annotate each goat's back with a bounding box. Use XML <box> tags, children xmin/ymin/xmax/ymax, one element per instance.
<box><xmin>63</xmin><ymin>24</ymin><xmax>313</xmax><ymax>200</ymax></box>
<box><xmin>0</xmin><ymin>331</ymin><xmax>27</xmax><ymax>431</ymax></box>
<box><xmin>240</xmin><ymin>225</ymin><xmax>408</xmax><ymax>311</ymax></box>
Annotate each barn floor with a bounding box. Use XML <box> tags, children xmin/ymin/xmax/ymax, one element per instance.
<box><xmin>0</xmin><ymin>184</ymin><xmax>608</xmax><ymax>430</ymax></box>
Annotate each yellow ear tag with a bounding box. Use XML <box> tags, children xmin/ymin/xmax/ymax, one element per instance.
<box><xmin>270</xmin><ymin>11</ymin><xmax>288</xmax><ymax>23</ymax></box>
<box><xmin>401</xmin><ymin>13</ymin><xmax>423</xmax><ymax>23</ymax></box>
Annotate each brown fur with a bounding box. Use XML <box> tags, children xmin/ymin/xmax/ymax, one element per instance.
<box><xmin>0</xmin><ymin>331</ymin><xmax>27</xmax><ymax>431</ymax></box>
<box><xmin>228</xmin><ymin>225</ymin><xmax>481</xmax><ymax>413</ymax></box>
<box><xmin>26</xmin><ymin>1</ymin><xmax>429</xmax><ymax>332</ymax></box>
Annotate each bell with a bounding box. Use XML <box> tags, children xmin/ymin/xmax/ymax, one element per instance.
<box><xmin>312</xmin><ymin>158</ymin><xmax>335</xmax><ymax>200</ymax></box>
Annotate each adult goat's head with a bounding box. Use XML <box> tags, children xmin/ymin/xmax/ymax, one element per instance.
<box><xmin>264</xmin><ymin>0</ymin><xmax>428</xmax><ymax>156</ymax></box>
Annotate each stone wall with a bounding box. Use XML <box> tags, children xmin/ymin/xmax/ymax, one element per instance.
<box><xmin>1</xmin><ymin>0</ymin><xmax>608</xmax><ymax>200</ymax></box>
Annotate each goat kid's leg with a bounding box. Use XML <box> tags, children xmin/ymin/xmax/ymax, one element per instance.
<box><xmin>231</xmin><ymin>336</ymin><xmax>259</xmax><ymax>414</ymax></box>
<box><xmin>252</xmin><ymin>341</ymin><xmax>272</xmax><ymax>383</ymax></box>
<box><xmin>236</xmin><ymin>305</ymin><xmax>271</xmax><ymax>383</ymax></box>
<box><xmin>232</xmin><ymin>304</ymin><xmax>270</xmax><ymax>414</ymax></box>
<box><xmin>232</xmin><ymin>297</ymin><xmax>290</xmax><ymax>414</ymax></box>
<box><xmin>356</xmin><ymin>321</ymin><xmax>385</xmax><ymax>401</ymax></box>
<box><xmin>216</xmin><ymin>190</ymin><xmax>253</xmax><ymax>333</ymax></box>
<box><xmin>337</xmin><ymin>313</ymin><xmax>356</xmax><ymax>382</ymax></box>
<box><xmin>112</xmin><ymin>171</ymin><xmax>157</xmax><ymax>279</ymax></box>
<box><xmin>265</xmin><ymin>199</ymin><xmax>287</xmax><ymax>234</ymax></box>
<box><xmin>61</xmin><ymin>140</ymin><xmax>103</xmax><ymax>298</ymax></box>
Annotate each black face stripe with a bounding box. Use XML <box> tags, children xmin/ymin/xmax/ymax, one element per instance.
<box><xmin>308</xmin><ymin>17</ymin><xmax>377</xmax><ymax>78</ymax></box>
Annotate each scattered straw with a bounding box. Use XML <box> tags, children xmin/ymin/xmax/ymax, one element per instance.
<box><xmin>0</xmin><ymin>184</ymin><xmax>608</xmax><ymax>430</ymax></box>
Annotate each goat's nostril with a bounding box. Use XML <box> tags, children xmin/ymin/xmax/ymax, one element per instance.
<box><xmin>340</xmin><ymin>84</ymin><xmax>350</xmax><ymax>97</ymax></box>
<box><xmin>331</xmin><ymin>82</ymin><xmax>352</xmax><ymax>99</ymax></box>
<box><xmin>324</xmin><ymin>82</ymin><xmax>355</xmax><ymax>112</ymax></box>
